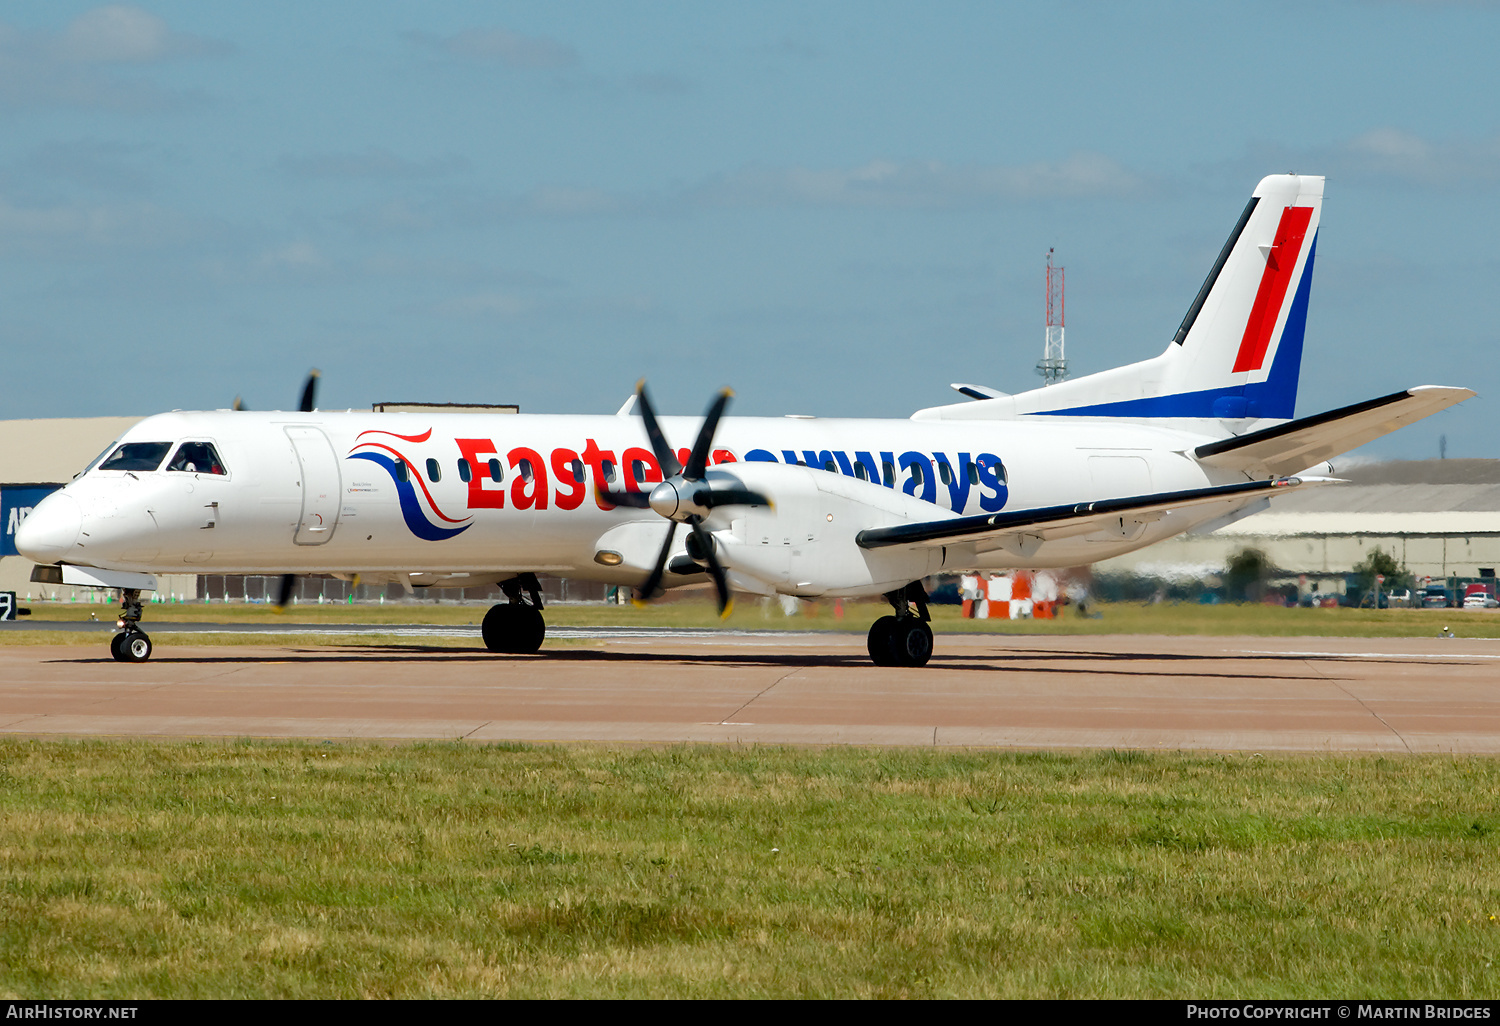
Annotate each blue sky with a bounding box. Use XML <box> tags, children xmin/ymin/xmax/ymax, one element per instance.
<box><xmin>1</xmin><ymin>1</ymin><xmax>1495</xmax><ymax>460</ymax></box>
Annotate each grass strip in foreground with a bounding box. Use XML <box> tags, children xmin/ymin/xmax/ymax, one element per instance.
<box><xmin>1</xmin><ymin>741</ymin><xmax>1498</xmax><ymax>998</ymax></box>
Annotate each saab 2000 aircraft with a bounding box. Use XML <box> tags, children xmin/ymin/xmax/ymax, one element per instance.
<box><xmin>15</xmin><ymin>174</ymin><xmax>1473</xmax><ymax>666</ymax></box>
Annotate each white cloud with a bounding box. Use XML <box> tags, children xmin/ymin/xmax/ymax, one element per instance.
<box><xmin>692</xmin><ymin>152</ymin><xmax>1147</xmax><ymax>209</ymax></box>
<box><xmin>58</xmin><ymin>5</ymin><xmax>229</xmax><ymax>63</ymax></box>
<box><xmin>0</xmin><ymin>6</ymin><xmax>229</xmax><ymax>111</ymax></box>
<box><xmin>1237</xmin><ymin>129</ymin><xmax>1500</xmax><ymax>190</ymax></box>
<box><xmin>405</xmin><ymin>27</ymin><xmax>577</xmax><ymax>69</ymax></box>
<box><xmin>278</xmin><ymin>148</ymin><xmax>468</xmax><ymax>181</ymax></box>
<box><xmin>0</xmin><ymin>196</ymin><xmax>199</xmax><ymax>253</ymax></box>
<box><xmin>258</xmin><ymin>241</ymin><xmax>324</xmax><ymax>270</ymax></box>
<box><xmin>1342</xmin><ymin>128</ymin><xmax>1500</xmax><ymax>187</ymax></box>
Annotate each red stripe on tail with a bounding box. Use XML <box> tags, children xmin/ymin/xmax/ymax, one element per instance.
<box><xmin>1232</xmin><ymin>205</ymin><xmax>1313</xmax><ymax>373</ymax></box>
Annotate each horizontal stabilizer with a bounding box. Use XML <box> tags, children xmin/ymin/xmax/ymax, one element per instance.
<box><xmin>1194</xmin><ymin>385</ymin><xmax>1474</xmax><ymax>476</ymax></box>
<box><xmin>856</xmin><ymin>477</ymin><xmax>1311</xmax><ymax>551</ymax></box>
<box><xmin>951</xmin><ymin>383</ymin><xmax>1009</xmax><ymax>401</ymax></box>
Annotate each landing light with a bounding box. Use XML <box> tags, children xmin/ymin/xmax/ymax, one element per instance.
<box><xmin>594</xmin><ymin>550</ymin><xmax>624</xmax><ymax>566</ymax></box>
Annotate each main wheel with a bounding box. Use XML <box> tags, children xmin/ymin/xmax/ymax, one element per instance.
<box><xmin>867</xmin><ymin>616</ymin><xmax>899</xmax><ymax>666</ymax></box>
<box><xmin>482</xmin><ymin>604</ymin><xmax>546</xmax><ymax>654</ymax></box>
<box><xmin>889</xmin><ymin>619</ymin><xmax>933</xmax><ymax>667</ymax></box>
<box><xmin>116</xmin><ymin>631</ymin><xmax>152</xmax><ymax>663</ymax></box>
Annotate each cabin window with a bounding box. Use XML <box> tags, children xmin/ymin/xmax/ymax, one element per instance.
<box><xmin>910</xmin><ymin>464</ymin><xmax>925</xmax><ymax>485</ymax></box>
<box><xmin>979</xmin><ymin>456</ymin><xmax>1008</xmax><ymax>485</ymax></box>
<box><xmin>853</xmin><ymin>463</ymin><xmax>868</xmax><ymax>482</ymax></box>
<box><xmin>602</xmin><ymin>460</ymin><xmax>616</xmax><ymax>483</ymax></box>
<box><xmin>395</xmin><ymin>460</ymin><xmax>409</xmax><ymax>483</ymax></box>
<box><xmin>99</xmin><ymin>442</ymin><xmax>173</xmax><ymax>472</ymax></box>
<box><xmin>882</xmin><ymin>461</ymin><xmax>895</xmax><ymax>482</ymax></box>
<box><xmin>487</xmin><ymin>458</ymin><xmax>503</xmax><ymax>483</ymax></box>
<box><xmin>166</xmin><ymin>441</ymin><xmax>227</xmax><ymax>476</ymax></box>
<box><xmin>519</xmin><ymin>459</ymin><xmax>534</xmax><ymax>482</ymax></box>
<box><xmin>967</xmin><ymin>462</ymin><xmax>979</xmax><ymax>485</ymax></box>
<box><xmin>632</xmin><ymin>459</ymin><xmax>647</xmax><ymax>483</ymax></box>
<box><xmin>938</xmin><ymin>462</ymin><xmax>953</xmax><ymax>485</ymax></box>
<box><xmin>457</xmin><ymin>459</ymin><xmax>472</xmax><ymax>483</ymax></box>
<box><xmin>426</xmin><ymin>458</ymin><xmax>441</xmax><ymax>482</ymax></box>
<box><xmin>570</xmin><ymin>459</ymin><xmax>584</xmax><ymax>479</ymax></box>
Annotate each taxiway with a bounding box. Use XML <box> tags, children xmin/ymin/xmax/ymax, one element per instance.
<box><xmin>2</xmin><ymin>628</ymin><xmax>1498</xmax><ymax>752</ymax></box>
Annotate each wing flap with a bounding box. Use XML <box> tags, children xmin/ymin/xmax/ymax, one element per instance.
<box><xmin>1194</xmin><ymin>386</ymin><xmax>1473</xmax><ymax>476</ymax></box>
<box><xmin>855</xmin><ymin>477</ymin><xmax>1310</xmax><ymax>551</ymax></box>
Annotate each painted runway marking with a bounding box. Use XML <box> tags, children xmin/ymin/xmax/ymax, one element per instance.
<box><xmin>1243</xmin><ymin>649</ymin><xmax>1500</xmax><ymax>661</ymax></box>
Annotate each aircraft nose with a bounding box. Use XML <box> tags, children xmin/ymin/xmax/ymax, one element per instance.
<box><xmin>14</xmin><ymin>492</ymin><xmax>82</xmax><ymax>564</ymax></box>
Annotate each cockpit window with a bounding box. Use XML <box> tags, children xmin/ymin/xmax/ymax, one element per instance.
<box><xmin>76</xmin><ymin>439</ymin><xmax>120</xmax><ymax>479</ymax></box>
<box><xmin>166</xmin><ymin>441</ymin><xmax>227</xmax><ymax>475</ymax></box>
<box><xmin>99</xmin><ymin>442</ymin><xmax>173</xmax><ymax>472</ymax></box>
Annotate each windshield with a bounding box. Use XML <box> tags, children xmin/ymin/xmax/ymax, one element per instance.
<box><xmin>166</xmin><ymin>441</ymin><xmax>227</xmax><ymax>475</ymax></box>
<box><xmin>75</xmin><ymin>439</ymin><xmax>120</xmax><ymax>479</ymax></box>
<box><xmin>98</xmin><ymin>441</ymin><xmax>173</xmax><ymax>472</ymax></box>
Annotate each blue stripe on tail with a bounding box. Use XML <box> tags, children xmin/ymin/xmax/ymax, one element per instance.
<box><xmin>1032</xmin><ymin>236</ymin><xmax>1317</xmax><ymax>420</ymax></box>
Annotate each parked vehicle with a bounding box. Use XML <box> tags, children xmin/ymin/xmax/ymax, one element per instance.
<box><xmin>1421</xmin><ymin>585</ymin><xmax>1453</xmax><ymax>609</ymax></box>
<box><xmin>1463</xmin><ymin>583</ymin><xmax>1498</xmax><ymax>609</ymax></box>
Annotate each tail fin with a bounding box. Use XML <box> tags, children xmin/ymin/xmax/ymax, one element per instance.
<box><xmin>1157</xmin><ymin>173</ymin><xmax>1322</xmax><ymax>418</ymax></box>
<box><xmin>913</xmin><ymin>174</ymin><xmax>1324</xmax><ymax>423</ymax></box>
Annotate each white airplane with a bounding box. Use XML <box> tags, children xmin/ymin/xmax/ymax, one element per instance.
<box><xmin>15</xmin><ymin>174</ymin><xmax>1473</xmax><ymax>665</ymax></box>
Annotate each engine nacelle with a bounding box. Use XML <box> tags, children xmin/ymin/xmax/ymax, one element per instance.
<box><xmin>706</xmin><ymin>462</ymin><xmax>948</xmax><ymax>598</ymax></box>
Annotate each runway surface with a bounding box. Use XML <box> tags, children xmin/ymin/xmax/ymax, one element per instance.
<box><xmin>3</xmin><ymin>627</ymin><xmax>1499</xmax><ymax>752</ymax></box>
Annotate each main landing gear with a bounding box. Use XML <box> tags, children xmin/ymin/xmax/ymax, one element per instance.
<box><xmin>109</xmin><ymin>588</ymin><xmax>153</xmax><ymax>663</ymax></box>
<box><xmin>482</xmin><ymin>573</ymin><xmax>546</xmax><ymax>654</ymax></box>
<box><xmin>867</xmin><ymin>581</ymin><xmax>933</xmax><ymax>667</ymax></box>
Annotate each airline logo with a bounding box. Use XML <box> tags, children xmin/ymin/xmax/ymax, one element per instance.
<box><xmin>348</xmin><ymin>429</ymin><xmax>472</xmax><ymax>541</ymax></box>
<box><xmin>1233</xmin><ymin>205</ymin><xmax>1314</xmax><ymax>374</ymax></box>
<box><xmin>347</xmin><ymin>431</ymin><xmax>1011</xmax><ymax>542</ymax></box>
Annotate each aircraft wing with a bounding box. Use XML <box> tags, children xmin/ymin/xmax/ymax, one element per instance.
<box><xmin>855</xmin><ymin>477</ymin><xmax>1309</xmax><ymax>551</ymax></box>
<box><xmin>1193</xmin><ymin>386</ymin><xmax>1474</xmax><ymax>477</ymax></box>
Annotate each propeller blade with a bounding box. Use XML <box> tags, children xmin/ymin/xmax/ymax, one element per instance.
<box><xmin>274</xmin><ymin>573</ymin><xmax>296</xmax><ymax>611</ymax></box>
<box><xmin>232</xmin><ymin>396</ymin><xmax>247</xmax><ymax>412</ymax></box>
<box><xmin>594</xmin><ymin>483</ymin><xmax>652</xmax><ymax>509</ymax></box>
<box><xmin>298</xmin><ymin>369</ymin><xmax>321</xmax><ymax>413</ymax></box>
<box><xmin>683</xmin><ymin>388</ymin><xmax>731</xmax><ymax>480</ymax></box>
<box><xmin>634</xmin><ymin>521</ymin><xmax>677</xmax><ymax>606</ymax></box>
<box><xmin>634</xmin><ymin>381</ymin><xmax>682</xmax><ymax>478</ymax></box>
<box><xmin>701</xmin><ymin>485</ymin><xmax>772</xmax><ymax>509</ymax></box>
<box><xmin>689</xmin><ymin>519</ymin><xmax>732</xmax><ymax>618</ymax></box>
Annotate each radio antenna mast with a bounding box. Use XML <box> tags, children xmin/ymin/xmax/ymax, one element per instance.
<box><xmin>1036</xmin><ymin>248</ymin><xmax>1067</xmax><ymax>385</ymax></box>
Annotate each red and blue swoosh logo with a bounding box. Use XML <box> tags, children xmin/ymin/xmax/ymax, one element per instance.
<box><xmin>348</xmin><ymin>429</ymin><xmax>472</xmax><ymax>541</ymax></box>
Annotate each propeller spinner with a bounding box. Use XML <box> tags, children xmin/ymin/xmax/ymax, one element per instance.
<box><xmin>599</xmin><ymin>382</ymin><xmax>770</xmax><ymax>618</ymax></box>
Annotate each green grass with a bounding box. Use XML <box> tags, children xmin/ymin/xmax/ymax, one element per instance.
<box><xmin>1</xmin><ymin>741</ymin><xmax>1498</xmax><ymax>998</ymax></box>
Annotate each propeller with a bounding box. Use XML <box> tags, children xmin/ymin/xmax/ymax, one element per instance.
<box><xmin>599</xmin><ymin>382</ymin><xmax>770</xmax><ymax>618</ymax></box>
<box><xmin>231</xmin><ymin>368</ymin><xmax>319</xmax><ymax>414</ymax></box>
<box><xmin>271</xmin><ymin>369</ymin><xmax>321</xmax><ymax>611</ymax></box>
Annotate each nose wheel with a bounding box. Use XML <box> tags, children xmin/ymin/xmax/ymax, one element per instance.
<box><xmin>110</xmin><ymin>629</ymin><xmax>153</xmax><ymax>663</ymax></box>
<box><xmin>107</xmin><ymin>587</ymin><xmax>153</xmax><ymax>662</ymax></box>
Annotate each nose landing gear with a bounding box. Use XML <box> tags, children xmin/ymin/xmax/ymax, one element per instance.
<box><xmin>482</xmin><ymin>572</ymin><xmax>546</xmax><ymax>654</ymax></box>
<box><xmin>867</xmin><ymin>581</ymin><xmax>933</xmax><ymax>667</ymax></box>
<box><xmin>109</xmin><ymin>588</ymin><xmax>153</xmax><ymax>662</ymax></box>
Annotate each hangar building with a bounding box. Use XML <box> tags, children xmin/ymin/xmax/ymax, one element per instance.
<box><xmin>1094</xmin><ymin>459</ymin><xmax>1500</xmax><ymax>586</ymax></box>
